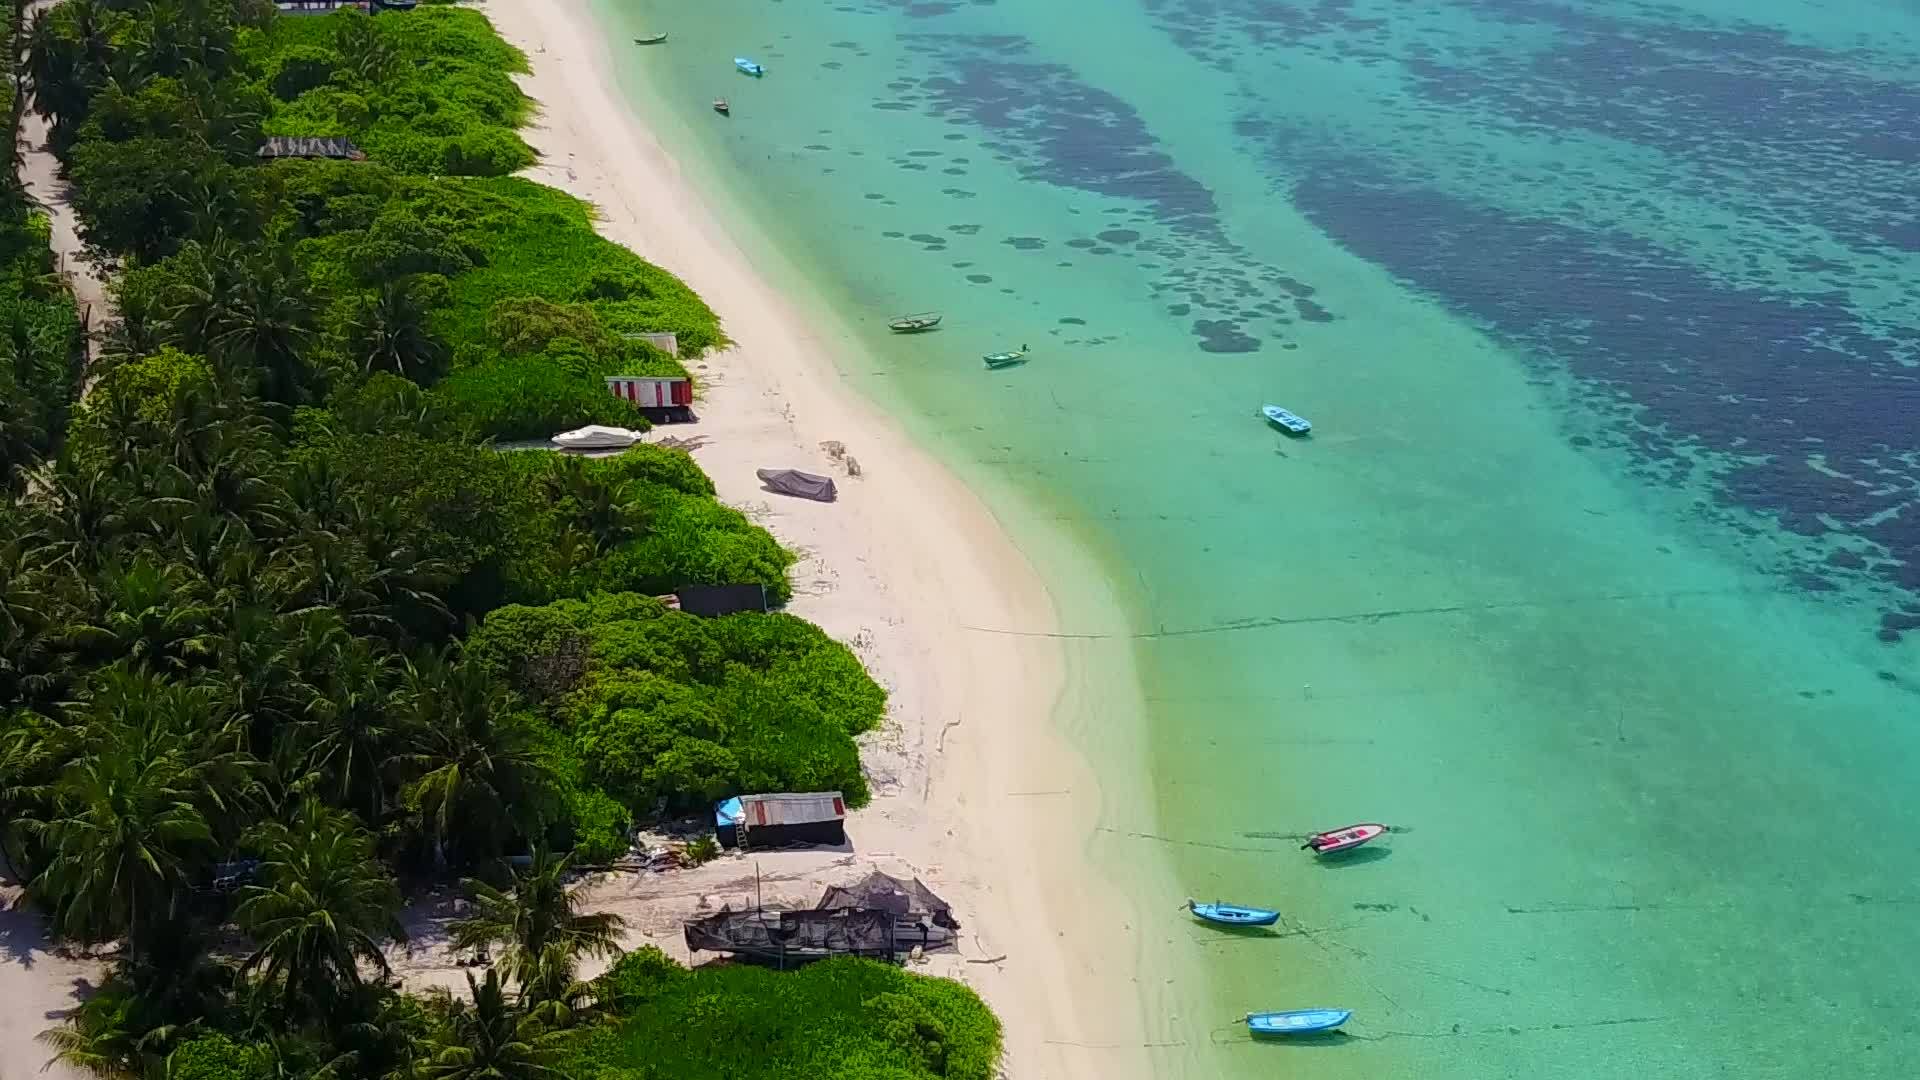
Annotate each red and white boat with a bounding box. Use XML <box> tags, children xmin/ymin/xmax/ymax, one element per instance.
<box><xmin>1302</xmin><ymin>823</ymin><xmax>1388</xmax><ymax>855</ymax></box>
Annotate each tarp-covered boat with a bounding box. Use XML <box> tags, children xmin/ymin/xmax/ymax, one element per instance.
<box><xmin>757</xmin><ymin>468</ymin><xmax>838</xmax><ymax>502</ymax></box>
<box><xmin>1302</xmin><ymin>823</ymin><xmax>1388</xmax><ymax>855</ymax></box>
<box><xmin>735</xmin><ymin>57</ymin><xmax>765</xmax><ymax>77</ymax></box>
<box><xmin>1246</xmin><ymin>1009</ymin><xmax>1351</xmax><ymax>1036</ymax></box>
<box><xmin>1262</xmin><ymin>403</ymin><xmax>1312</xmax><ymax>435</ymax></box>
<box><xmin>1187</xmin><ymin>900</ymin><xmax>1279</xmax><ymax>927</ymax></box>
<box><xmin>551</xmin><ymin>425</ymin><xmax>643</xmax><ymax>450</ymax></box>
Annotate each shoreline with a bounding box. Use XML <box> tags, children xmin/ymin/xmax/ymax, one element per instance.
<box><xmin>472</xmin><ymin>1</ymin><xmax>1160</xmax><ymax>1075</ymax></box>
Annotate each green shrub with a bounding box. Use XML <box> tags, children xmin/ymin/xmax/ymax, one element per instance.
<box><xmin>573</xmin><ymin>956</ymin><xmax>1000</xmax><ymax>1080</ymax></box>
<box><xmin>566</xmin><ymin>787</ymin><xmax>632</xmax><ymax>864</ymax></box>
<box><xmin>167</xmin><ymin>1033</ymin><xmax>272</xmax><ymax>1080</ymax></box>
<box><xmin>431</xmin><ymin>354</ymin><xmax>647</xmax><ymax>442</ymax></box>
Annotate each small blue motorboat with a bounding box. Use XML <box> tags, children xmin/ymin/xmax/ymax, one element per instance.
<box><xmin>734</xmin><ymin>57</ymin><xmax>766</xmax><ymax>77</ymax></box>
<box><xmin>1262</xmin><ymin>404</ymin><xmax>1312</xmax><ymax>436</ymax></box>
<box><xmin>1187</xmin><ymin>899</ymin><xmax>1280</xmax><ymax>927</ymax></box>
<box><xmin>1246</xmin><ymin>1009</ymin><xmax>1352</xmax><ymax>1036</ymax></box>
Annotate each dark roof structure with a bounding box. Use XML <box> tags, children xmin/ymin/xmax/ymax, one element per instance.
<box><xmin>258</xmin><ymin>136</ymin><xmax>367</xmax><ymax>161</ymax></box>
<box><xmin>684</xmin><ymin>907</ymin><xmax>896</xmax><ymax>967</ymax></box>
<box><xmin>816</xmin><ymin>871</ymin><xmax>958</xmax><ymax>929</ymax></box>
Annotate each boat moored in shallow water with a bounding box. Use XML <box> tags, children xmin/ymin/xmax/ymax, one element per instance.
<box><xmin>984</xmin><ymin>345</ymin><xmax>1028</xmax><ymax>369</ymax></box>
<box><xmin>1302</xmin><ymin>823</ymin><xmax>1387</xmax><ymax>855</ymax></box>
<box><xmin>1187</xmin><ymin>899</ymin><xmax>1280</xmax><ymax>927</ymax></box>
<box><xmin>889</xmin><ymin>312</ymin><xmax>942</xmax><ymax>333</ymax></box>
<box><xmin>634</xmin><ymin>33</ymin><xmax>667</xmax><ymax>45</ymax></box>
<box><xmin>712</xmin><ymin>98</ymin><xmax>729</xmax><ymax>115</ymax></box>
<box><xmin>734</xmin><ymin>57</ymin><xmax>765</xmax><ymax>77</ymax></box>
<box><xmin>1262</xmin><ymin>403</ymin><xmax>1312</xmax><ymax>435</ymax></box>
<box><xmin>1246</xmin><ymin>1009</ymin><xmax>1351</xmax><ymax>1036</ymax></box>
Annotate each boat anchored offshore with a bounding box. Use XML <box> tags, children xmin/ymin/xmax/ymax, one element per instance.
<box><xmin>1302</xmin><ymin>823</ymin><xmax>1388</xmax><ymax>855</ymax></box>
<box><xmin>1246</xmin><ymin>1009</ymin><xmax>1352</xmax><ymax>1036</ymax></box>
<box><xmin>734</xmin><ymin>57</ymin><xmax>765</xmax><ymax>77</ymax></box>
<box><xmin>1262</xmin><ymin>403</ymin><xmax>1312</xmax><ymax>436</ymax></box>
<box><xmin>889</xmin><ymin>312</ymin><xmax>942</xmax><ymax>333</ymax></box>
<box><xmin>1186</xmin><ymin>899</ymin><xmax>1280</xmax><ymax>927</ymax></box>
<box><xmin>984</xmin><ymin>344</ymin><xmax>1028</xmax><ymax>369</ymax></box>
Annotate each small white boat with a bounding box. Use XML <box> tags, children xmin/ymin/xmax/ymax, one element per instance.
<box><xmin>551</xmin><ymin>425</ymin><xmax>644</xmax><ymax>450</ymax></box>
<box><xmin>1261</xmin><ymin>403</ymin><xmax>1312</xmax><ymax>436</ymax></box>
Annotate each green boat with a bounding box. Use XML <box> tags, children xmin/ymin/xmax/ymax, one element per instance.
<box><xmin>983</xmin><ymin>344</ymin><xmax>1028</xmax><ymax>369</ymax></box>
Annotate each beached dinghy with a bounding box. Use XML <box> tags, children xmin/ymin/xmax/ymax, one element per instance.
<box><xmin>551</xmin><ymin>425</ymin><xmax>644</xmax><ymax>451</ymax></box>
<box><xmin>1302</xmin><ymin>823</ymin><xmax>1388</xmax><ymax>855</ymax></box>
<box><xmin>983</xmin><ymin>345</ymin><xmax>1028</xmax><ymax>369</ymax></box>
<box><xmin>889</xmin><ymin>312</ymin><xmax>942</xmax><ymax>333</ymax></box>
<box><xmin>634</xmin><ymin>33</ymin><xmax>667</xmax><ymax>45</ymax></box>
<box><xmin>1262</xmin><ymin>403</ymin><xmax>1312</xmax><ymax>436</ymax></box>
<box><xmin>1187</xmin><ymin>899</ymin><xmax>1280</xmax><ymax>927</ymax></box>
<box><xmin>1246</xmin><ymin>1009</ymin><xmax>1351</xmax><ymax>1036</ymax></box>
<box><xmin>734</xmin><ymin>57</ymin><xmax>765</xmax><ymax>77</ymax></box>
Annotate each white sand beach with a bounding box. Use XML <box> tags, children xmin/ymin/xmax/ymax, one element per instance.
<box><xmin>431</xmin><ymin>1</ymin><xmax>1158</xmax><ymax>1076</ymax></box>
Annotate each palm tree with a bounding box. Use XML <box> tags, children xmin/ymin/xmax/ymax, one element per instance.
<box><xmin>350</xmin><ymin>281</ymin><xmax>446</xmax><ymax>382</ymax></box>
<box><xmin>75</xmin><ymin>557</ymin><xmax>217</xmax><ymax>672</ymax></box>
<box><xmin>289</xmin><ymin>638</ymin><xmax>401</xmax><ymax>823</ymax></box>
<box><xmin>235</xmin><ymin>799</ymin><xmax>405</xmax><ymax>1020</ymax></box>
<box><xmin>414</xmin><ymin>971</ymin><xmax>561</xmax><ymax>1080</ymax></box>
<box><xmin>27</xmin><ymin>738</ymin><xmax>215</xmax><ymax>955</ymax></box>
<box><xmin>392</xmin><ymin>654</ymin><xmax>552</xmax><ymax>867</ymax></box>
<box><xmin>448</xmin><ymin>848</ymin><xmax>624</xmax><ymax>999</ymax></box>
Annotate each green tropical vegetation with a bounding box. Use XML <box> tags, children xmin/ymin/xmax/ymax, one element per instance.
<box><xmin>573</xmin><ymin>949</ymin><xmax>1002</xmax><ymax>1080</ymax></box>
<box><xmin>3</xmin><ymin>3</ymin><xmax>998</xmax><ymax>1079</ymax></box>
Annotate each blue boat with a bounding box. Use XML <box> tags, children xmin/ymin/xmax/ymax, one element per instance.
<box><xmin>1246</xmin><ymin>1009</ymin><xmax>1352</xmax><ymax>1036</ymax></box>
<box><xmin>1187</xmin><ymin>899</ymin><xmax>1280</xmax><ymax>927</ymax></box>
<box><xmin>734</xmin><ymin>57</ymin><xmax>765</xmax><ymax>77</ymax></box>
<box><xmin>1262</xmin><ymin>404</ymin><xmax>1312</xmax><ymax>436</ymax></box>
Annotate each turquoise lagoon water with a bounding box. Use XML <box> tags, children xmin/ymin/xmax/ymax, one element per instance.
<box><xmin>594</xmin><ymin>1</ymin><xmax>1920</xmax><ymax>1075</ymax></box>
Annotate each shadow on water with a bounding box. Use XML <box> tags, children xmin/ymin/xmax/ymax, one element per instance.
<box><xmin>1249</xmin><ymin>1030</ymin><xmax>1356</xmax><ymax>1049</ymax></box>
<box><xmin>1312</xmin><ymin>846</ymin><xmax>1391</xmax><ymax>868</ymax></box>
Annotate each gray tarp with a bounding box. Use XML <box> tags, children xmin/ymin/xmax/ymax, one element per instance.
<box><xmin>756</xmin><ymin>468</ymin><xmax>838</xmax><ymax>502</ymax></box>
<box><xmin>816</xmin><ymin>871</ymin><xmax>959</xmax><ymax>929</ymax></box>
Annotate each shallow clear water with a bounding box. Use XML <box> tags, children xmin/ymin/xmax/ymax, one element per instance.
<box><xmin>597</xmin><ymin>1</ymin><xmax>1920</xmax><ymax>1075</ymax></box>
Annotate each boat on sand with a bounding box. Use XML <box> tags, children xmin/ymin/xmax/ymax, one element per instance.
<box><xmin>889</xmin><ymin>312</ymin><xmax>942</xmax><ymax>333</ymax></box>
<box><xmin>1246</xmin><ymin>1009</ymin><xmax>1351</xmax><ymax>1036</ymax></box>
<box><xmin>1187</xmin><ymin>899</ymin><xmax>1279</xmax><ymax>927</ymax></box>
<box><xmin>552</xmin><ymin>425</ymin><xmax>644</xmax><ymax>451</ymax></box>
<box><xmin>984</xmin><ymin>345</ymin><xmax>1028</xmax><ymax>369</ymax></box>
<box><xmin>1301</xmin><ymin>823</ymin><xmax>1387</xmax><ymax>855</ymax></box>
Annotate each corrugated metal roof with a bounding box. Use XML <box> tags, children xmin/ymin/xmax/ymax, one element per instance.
<box><xmin>741</xmin><ymin>791</ymin><xmax>845</xmax><ymax>826</ymax></box>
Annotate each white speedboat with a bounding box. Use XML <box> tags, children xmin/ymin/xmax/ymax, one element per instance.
<box><xmin>551</xmin><ymin>425</ymin><xmax>644</xmax><ymax>450</ymax></box>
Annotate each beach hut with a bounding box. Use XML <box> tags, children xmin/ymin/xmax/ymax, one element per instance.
<box><xmin>675</xmin><ymin>584</ymin><xmax>770</xmax><ymax>617</ymax></box>
<box><xmin>816</xmin><ymin>870</ymin><xmax>959</xmax><ymax>929</ymax></box>
<box><xmin>715</xmin><ymin>791</ymin><xmax>847</xmax><ymax>849</ymax></box>
<box><xmin>258</xmin><ymin>137</ymin><xmax>367</xmax><ymax>161</ymax></box>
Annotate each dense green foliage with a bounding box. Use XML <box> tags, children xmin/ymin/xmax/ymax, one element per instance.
<box><xmin>467</xmin><ymin>589</ymin><xmax>881</xmax><ymax>833</ymax></box>
<box><xmin>6</xmin><ymin>5</ymin><xmax>994</xmax><ymax>1080</ymax></box>
<box><xmin>574</xmin><ymin>950</ymin><xmax>1001</xmax><ymax>1080</ymax></box>
<box><xmin>31</xmin><ymin>0</ymin><xmax>723</xmax><ymax>439</ymax></box>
